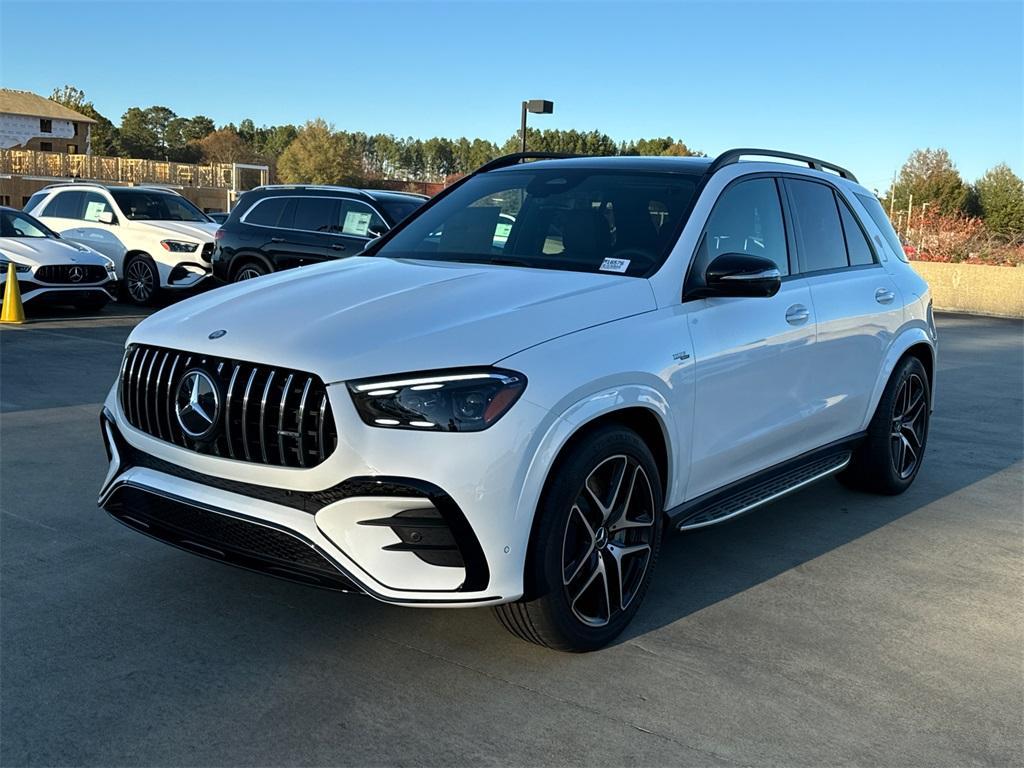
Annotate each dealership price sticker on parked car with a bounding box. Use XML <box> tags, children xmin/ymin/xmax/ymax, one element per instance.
<box><xmin>600</xmin><ymin>257</ymin><xmax>630</xmax><ymax>273</ymax></box>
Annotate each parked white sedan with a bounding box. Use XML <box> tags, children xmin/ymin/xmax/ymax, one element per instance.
<box><xmin>0</xmin><ymin>207</ymin><xmax>117</xmax><ymax>311</ymax></box>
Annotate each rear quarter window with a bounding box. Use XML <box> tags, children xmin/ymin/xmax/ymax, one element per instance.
<box><xmin>855</xmin><ymin>192</ymin><xmax>907</xmax><ymax>262</ymax></box>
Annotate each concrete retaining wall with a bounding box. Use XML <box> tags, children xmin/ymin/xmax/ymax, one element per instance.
<box><xmin>910</xmin><ymin>261</ymin><xmax>1023</xmax><ymax>319</ymax></box>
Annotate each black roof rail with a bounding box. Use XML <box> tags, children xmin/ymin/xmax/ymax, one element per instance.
<box><xmin>708</xmin><ymin>148</ymin><xmax>858</xmax><ymax>182</ymax></box>
<box><xmin>474</xmin><ymin>152</ymin><xmax>583</xmax><ymax>173</ymax></box>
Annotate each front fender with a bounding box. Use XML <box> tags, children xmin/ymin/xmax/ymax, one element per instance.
<box><xmin>508</xmin><ymin>385</ymin><xmax>678</xmax><ymax>564</ymax></box>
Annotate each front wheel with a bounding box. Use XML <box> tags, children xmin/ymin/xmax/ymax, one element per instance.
<box><xmin>123</xmin><ymin>255</ymin><xmax>159</xmax><ymax>305</ymax></box>
<box><xmin>841</xmin><ymin>355</ymin><xmax>931</xmax><ymax>494</ymax></box>
<box><xmin>493</xmin><ymin>425</ymin><xmax>663</xmax><ymax>651</ymax></box>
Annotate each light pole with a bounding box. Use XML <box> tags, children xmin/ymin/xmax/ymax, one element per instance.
<box><xmin>520</xmin><ymin>100</ymin><xmax>554</xmax><ymax>153</ymax></box>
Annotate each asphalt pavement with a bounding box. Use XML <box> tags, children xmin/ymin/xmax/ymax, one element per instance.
<box><xmin>1</xmin><ymin>309</ymin><xmax>1021</xmax><ymax>767</ymax></box>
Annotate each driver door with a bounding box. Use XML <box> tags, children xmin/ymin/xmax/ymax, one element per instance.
<box><xmin>684</xmin><ymin>176</ymin><xmax>820</xmax><ymax>499</ymax></box>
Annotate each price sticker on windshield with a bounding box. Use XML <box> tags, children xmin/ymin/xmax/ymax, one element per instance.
<box><xmin>599</xmin><ymin>257</ymin><xmax>630</xmax><ymax>273</ymax></box>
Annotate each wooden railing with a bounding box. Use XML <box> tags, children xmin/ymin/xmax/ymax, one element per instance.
<box><xmin>0</xmin><ymin>148</ymin><xmax>236</xmax><ymax>188</ymax></box>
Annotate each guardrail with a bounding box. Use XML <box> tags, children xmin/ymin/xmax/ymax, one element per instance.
<box><xmin>0</xmin><ymin>148</ymin><xmax>235</xmax><ymax>188</ymax></box>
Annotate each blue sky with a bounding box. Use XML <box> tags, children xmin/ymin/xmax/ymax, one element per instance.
<box><xmin>1</xmin><ymin>1</ymin><xmax>1021</xmax><ymax>193</ymax></box>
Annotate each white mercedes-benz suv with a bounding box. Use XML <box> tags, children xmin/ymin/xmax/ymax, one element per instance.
<box><xmin>26</xmin><ymin>183</ymin><xmax>218</xmax><ymax>305</ymax></box>
<box><xmin>98</xmin><ymin>150</ymin><xmax>936</xmax><ymax>651</ymax></box>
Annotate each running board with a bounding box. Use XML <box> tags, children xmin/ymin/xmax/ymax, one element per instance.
<box><xmin>673</xmin><ymin>450</ymin><xmax>852</xmax><ymax>531</ymax></box>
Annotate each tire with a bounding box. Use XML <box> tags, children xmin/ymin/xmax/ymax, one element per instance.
<box><xmin>493</xmin><ymin>425</ymin><xmax>664</xmax><ymax>651</ymax></box>
<box><xmin>122</xmin><ymin>255</ymin><xmax>160</xmax><ymax>305</ymax></box>
<box><xmin>233</xmin><ymin>261</ymin><xmax>269</xmax><ymax>282</ymax></box>
<box><xmin>73</xmin><ymin>294</ymin><xmax>109</xmax><ymax>312</ymax></box>
<box><xmin>840</xmin><ymin>355</ymin><xmax>930</xmax><ymax>495</ymax></box>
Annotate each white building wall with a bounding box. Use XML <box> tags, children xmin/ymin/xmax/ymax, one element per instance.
<box><xmin>0</xmin><ymin>114</ymin><xmax>76</xmax><ymax>149</ymax></box>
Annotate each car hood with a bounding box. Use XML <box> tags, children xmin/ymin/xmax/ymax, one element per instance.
<box><xmin>128</xmin><ymin>256</ymin><xmax>656</xmax><ymax>382</ymax></box>
<box><xmin>128</xmin><ymin>220</ymin><xmax>219</xmax><ymax>241</ymax></box>
<box><xmin>0</xmin><ymin>237</ymin><xmax>109</xmax><ymax>266</ymax></box>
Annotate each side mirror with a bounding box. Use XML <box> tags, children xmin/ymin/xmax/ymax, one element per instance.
<box><xmin>704</xmin><ymin>253</ymin><xmax>782</xmax><ymax>298</ymax></box>
<box><xmin>98</xmin><ymin>210</ymin><xmax>116</xmax><ymax>225</ymax></box>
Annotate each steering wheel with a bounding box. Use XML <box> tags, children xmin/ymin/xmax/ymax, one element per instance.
<box><xmin>608</xmin><ymin>248</ymin><xmax>657</xmax><ymax>273</ymax></box>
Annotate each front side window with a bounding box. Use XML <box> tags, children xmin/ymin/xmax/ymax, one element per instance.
<box><xmin>81</xmin><ymin>191</ymin><xmax>115</xmax><ymax>223</ymax></box>
<box><xmin>377</xmin><ymin>198</ymin><xmax>425</xmax><ymax>225</ymax></box>
<box><xmin>335</xmin><ymin>199</ymin><xmax>387</xmax><ymax>238</ymax></box>
<box><xmin>0</xmin><ymin>210</ymin><xmax>54</xmax><ymax>238</ymax></box>
<box><xmin>788</xmin><ymin>179</ymin><xmax>847</xmax><ymax>273</ymax></box>
<box><xmin>373</xmin><ymin>168</ymin><xmax>700</xmax><ymax>277</ymax></box>
<box><xmin>693</xmin><ymin>177</ymin><xmax>789</xmax><ymax>280</ymax></box>
<box><xmin>42</xmin><ymin>190</ymin><xmax>85</xmax><ymax>219</ymax></box>
<box><xmin>292</xmin><ymin>197</ymin><xmax>337</xmax><ymax>233</ymax></box>
<box><xmin>109</xmin><ymin>190</ymin><xmax>210</xmax><ymax>222</ymax></box>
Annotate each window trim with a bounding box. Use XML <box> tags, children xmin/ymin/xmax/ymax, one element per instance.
<box><xmin>240</xmin><ymin>194</ymin><xmax>388</xmax><ymax>240</ymax></box>
<box><xmin>780</xmin><ymin>176</ymin><xmax>882</xmax><ymax>277</ymax></box>
<box><xmin>683</xmin><ymin>172</ymin><xmax>794</xmax><ymax>299</ymax></box>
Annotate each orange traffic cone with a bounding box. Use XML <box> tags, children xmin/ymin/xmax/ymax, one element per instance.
<box><xmin>1</xmin><ymin>262</ymin><xmax>26</xmax><ymax>323</ymax></box>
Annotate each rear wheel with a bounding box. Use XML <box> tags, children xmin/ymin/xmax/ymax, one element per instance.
<box><xmin>493</xmin><ymin>425</ymin><xmax>663</xmax><ymax>651</ymax></box>
<box><xmin>233</xmin><ymin>261</ymin><xmax>269</xmax><ymax>282</ymax></box>
<box><xmin>123</xmin><ymin>255</ymin><xmax>159</xmax><ymax>305</ymax></box>
<box><xmin>841</xmin><ymin>355</ymin><xmax>930</xmax><ymax>495</ymax></box>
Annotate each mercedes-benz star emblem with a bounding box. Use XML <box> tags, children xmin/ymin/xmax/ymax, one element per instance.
<box><xmin>68</xmin><ymin>265</ymin><xmax>85</xmax><ymax>283</ymax></box>
<box><xmin>175</xmin><ymin>369</ymin><xmax>220</xmax><ymax>440</ymax></box>
<box><xmin>208</xmin><ymin>329</ymin><xmax>227</xmax><ymax>339</ymax></box>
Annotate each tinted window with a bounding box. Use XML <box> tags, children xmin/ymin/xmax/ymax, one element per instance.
<box><xmin>335</xmin><ymin>199</ymin><xmax>387</xmax><ymax>238</ymax></box>
<box><xmin>697</xmin><ymin>177</ymin><xmax>789</xmax><ymax>277</ymax></box>
<box><xmin>788</xmin><ymin>179</ymin><xmax>847</xmax><ymax>272</ymax></box>
<box><xmin>856</xmin><ymin>192</ymin><xmax>906</xmax><ymax>262</ymax></box>
<box><xmin>81</xmin><ymin>191</ymin><xmax>115</xmax><ymax>222</ymax></box>
<box><xmin>292</xmin><ymin>197</ymin><xmax>337</xmax><ymax>233</ymax></box>
<box><xmin>1</xmin><ymin>210</ymin><xmax>53</xmax><ymax>238</ymax></box>
<box><xmin>110</xmin><ymin>190</ymin><xmax>210</xmax><ymax>222</ymax></box>
<box><xmin>43</xmin><ymin>190</ymin><xmax>85</xmax><ymax>219</ymax></box>
<box><xmin>24</xmin><ymin>192</ymin><xmax>48</xmax><ymax>213</ymax></box>
<box><xmin>378</xmin><ymin>198</ymin><xmax>424</xmax><ymax>224</ymax></box>
<box><xmin>838</xmin><ymin>198</ymin><xmax>876</xmax><ymax>266</ymax></box>
<box><xmin>375</xmin><ymin>169</ymin><xmax>699</xmax><ymax>277</ymax></box>
<box><xmin>245</xmin><ymin>197</ymin><xmax>290</xmax><ymax>227</ymax></box>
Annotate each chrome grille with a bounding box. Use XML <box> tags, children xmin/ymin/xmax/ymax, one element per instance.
<box><xmin>119</xmin><ymin>344</ymin><xmax>337</xmax><ymax>467</ymax></box>
<box><xmin>35</xmin><ymin>264</ymin><xmax>108</xmax><ymax>284</ymax></box>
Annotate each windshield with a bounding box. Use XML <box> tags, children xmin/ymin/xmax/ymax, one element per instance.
<box><xmin>110</xmin><ymin>190</ymin><xmax>211</xmax><ymax>222</ymax></box>
<box><xmin>373</xmin><ymin>168</ymin><xmax>700</xmax><ymax>277</ymax></box>
<box><xmin>1</xmin><ymin>210</ymin><xmax>56</xmax><ymax>238</ymax></box>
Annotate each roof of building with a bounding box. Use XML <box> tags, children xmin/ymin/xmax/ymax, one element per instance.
<box><xmin>0</xmin><ymin>89</ymin><xmax>98</xmax><ymax>124</ymax></box>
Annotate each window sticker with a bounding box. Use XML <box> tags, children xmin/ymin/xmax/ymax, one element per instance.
<box><xmin>83</xmin><ymin>201</ymin><xmax>107</xmax><ymax>222</ymax></box>
<box><xmin>599</xmin><ymin>257</ymin><xmax>630</xmax><ymax>273</ymax></box>
<box><xmin>343</xmin><ymin>210</ymin><xmax>371</xmax><ymax>236</ymax></box>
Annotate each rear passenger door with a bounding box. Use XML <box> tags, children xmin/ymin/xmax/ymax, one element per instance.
<box><xmin>783</xmin><ymin>177</ymin><xmax>903</xmax><ymax>443</ymax></box>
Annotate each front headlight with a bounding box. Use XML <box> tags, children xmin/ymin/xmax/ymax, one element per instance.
<box><xmin>0</xmin><ymin>258</ymin><xmax>31</xmax><ymax>274</ymax></box>
<box><xmin>160</xmin><ymin>239</ymin><xmax>199</xmax><ymax>253</ymax></box>
<box><xmin>348</xmin><ymin>369</ymin><xmax>526</xmax><ymax>432</ymax></box>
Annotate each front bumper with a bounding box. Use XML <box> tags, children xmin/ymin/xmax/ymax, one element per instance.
<box><xmin>1</xmin><ymin>274</ymin><xmax>116</xmax><ymax>305</ymax></box>
<box><xmin>98</xmin><ymin>384</ymin><xmax>547</xmax><ymax>606</ymax></box>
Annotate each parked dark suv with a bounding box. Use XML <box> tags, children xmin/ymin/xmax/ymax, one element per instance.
<box><xmin>211</xmin><ymin>186</ymin><xmax>428</xmax><ymax>282</ymax></box>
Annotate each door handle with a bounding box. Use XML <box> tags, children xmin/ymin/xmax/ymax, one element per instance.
<box><xmin>875</xmin><ymin>287</ymin><xmax>896</xmax><ymax>304</ymax></box>
<box><xmin>270</xmin><ymin>237</ymin><xmax>285</xmax><ymax>243</ymax></box>
<box><xmin>331</xmin><ymin>243</ymin><xmax>346</xmax><ymax>251</ymax></box>
<box><xmin>786</xmin><ymin>304</ymin><xmax>810</xmax><ymax>325</ymax></box>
